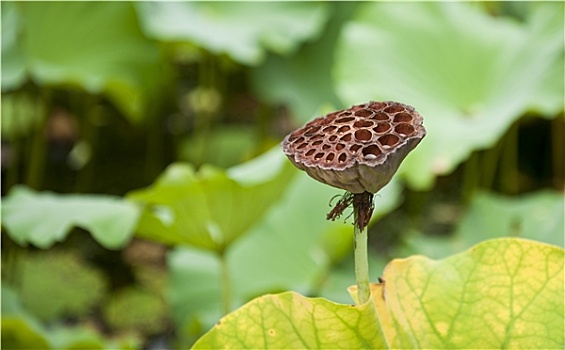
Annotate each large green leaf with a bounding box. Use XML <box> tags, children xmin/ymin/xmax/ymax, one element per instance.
<box><xmin>456</xmin><ymin>191</ymin><xmax>564</xmax><ymax>247</ymax></box>
<box><xmin>48</xmin><ymin>326</ymin><xmax>140</xmax><ymax>350</ymax></box>
<box><xmin>136</xmin><ymin>2</ymin><xmax>329</xmax><ymax>65</ymax></box>
<box><xmin>127</xmin><ymin>146</ymin><xmax>296</xmax><ymax>251</ymax></box>
<box><xmin>194</xmin><ymin>238</ymin><xmax>564</xmax><ymax>349</ymax></box>
<box><xmin>177</xmin><ymin>125</ymin><xmax>258</xmax><ymax>168</ymax></box>
<box><xmin>379</xmin><ymin>238</ymin><xmax>564</xmax><ymax>348</ymax></box>
<box><xmin>1</xmin><ymin>185</ymin><xmax>140</xmax><ymax>249</ymax></box>
<box><xmin>193</xmin><ymin>291</ymin><xmax>386</xmax><ymax>349</ymax></box>
<box><xmin>167</xmin><ymin>248</ymin><xmax>222</xmax><ymax>346</ymax></box>
<box><xmin>403</xmin><ymin>190</ymin><xmax>564</xmax><ymax>259</ymax></box>
<box><xmin>1</xmin><ymin>317</ymin><xmax>51</xmax><ymax>350</ymax></box>
<box><xmin>334</xmin><ymin>2</ymin><xmax>564</xmax><ymax>190</ymax></box>
<box><xmin>1</xmin><ymin>2</ymin><xmax>26</xmax><ymax>90</ymax></box>
<box><xmin>250</xmin><ymin>2</ymin><xmax>359</xmax><ymax>122</ymax></box>
<box><xmin>11</xmin><ymin>2</ymin><xmax>161</xmax><ymax>121</ymax></box>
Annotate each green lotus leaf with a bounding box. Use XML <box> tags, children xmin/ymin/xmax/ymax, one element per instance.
<box><xmin>380</xmin><ymin>238</ymin><xmax>564</xmax><ymax>348</ymax></box>
<box><xmin>456</xmin><ymin>191</ymin><xmax>564</xmax><ymax>247</ymax></box>
<box><xmin>334</xmin><ymin>2</ymin><xmax>564</xmax><ymax>190</ymax></box>
<box><xmin>404</xmin><ymin>190</ymin><xmax>564</xmax><ymax>259</ymax></box>
<box><xmin>251</xmin><ymin>2</ymin><xmax>359</xmax><ymax>122</ymax></box>
<box><xmin>48</xmin><ymin>327</ymin><xmax>106</xmax><ymax>350</ymax></box>
<box><xmin>45</xmin><ymin>324</ymin><xmax>140</xmax><ymax>350</ymax></box>
<box><xmin>193</xmin><ymin>238</ymin><xmax>563</xmax><ymax>349</ymax></box>
<box><xmin>10</xmin><ymin>2</ymin><xmax>161</xmax><ymax>121</ymax></box>
<box><xmin>1</xmin><ymin>2</ymin><xmax>26</xmax><ymax>90</ymax></box>
<box><xmin>136</xmin><ymin>2</ymin><xmax>329</xmax><ymax>65</ymax></box>
<box><xmin>167</xmin><ymin>247</ymin><xmax>223</xmax><ymax>346</ymax></box>
<box><xmin>193</xmin><ymin>291</ymin><xmax>386</xmax><ymax>349</ymax></box>
<box><xmin>1</xmin><ymin>185</ymin><xmax>141</xmax><ymax>249</ymax></box>
<box><xmin>177</xmin><ymin>125</ymin><xmax>257</xmax><ymax>168</ymax></box>
<box><xmin>127</xmin><ymin>147</ymin><xmax>295</xmax><ymax>251</ymax></box>
<box><xmin>1</xmin><ymin>317</ymin><xmax>51</xmax><ymax>350</ymax></box>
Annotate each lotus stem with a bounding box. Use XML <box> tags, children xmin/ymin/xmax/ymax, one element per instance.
<box><xmin>219</xmin><ymin>250</ymin><xmax>232</xmax><ymax>315</ymax></box>
<box><xmin>353</xmin><ymin>194</ymin><xmax>371</xmax><ymax>304</ymax></box>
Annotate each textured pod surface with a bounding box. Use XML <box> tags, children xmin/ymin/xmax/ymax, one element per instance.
<box><xmin>282</xmin><ymin>101</ymin><xmax>426</xmax><ymax>194</ymax></box>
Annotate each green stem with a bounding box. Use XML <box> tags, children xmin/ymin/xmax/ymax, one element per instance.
<box><xmin>219</xmin><ymin>250</ymin><xmax>232</xmax><ymax>315</ymax></box>
<box><xmin>353</xmin><ymin>202</ymin><xmax>370</xmax><ymax>305</ymax></box>
<box><xmin>74</xmin><ymin>94</ymin><xmax>98</xmax><ymax>193</ymax></box>
<box><xmin>480</xmin><ymin>141</ymin><xmax>501</xmax><ymax>192</ymax></box>
<box><xmin>462</xmin><ymin>151</ymin><xmax>479</xmax><ymax>202</ymax></box>
<box><xmin>26</xmin><ymin>89</ymin><xmax>51</xmax><ymax>189</ymax></box>
<box><xmin>3</xmin><ymin>239</ymin><xmax>23</xmax><ymax>287</ymax></box>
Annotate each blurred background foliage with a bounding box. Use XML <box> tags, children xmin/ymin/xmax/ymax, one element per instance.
<box><xmin>1</xmin><ymin>2</ymin><xmax>563</xmax><ymax>349</ymax></box>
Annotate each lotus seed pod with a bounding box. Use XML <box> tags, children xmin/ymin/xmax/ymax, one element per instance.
<box><xmin>282</xmin><ymin>101</ymin><xmax>426</xmax><ymax>194</ymax></box>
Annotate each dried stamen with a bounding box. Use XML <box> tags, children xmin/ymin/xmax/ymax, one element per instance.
<box><xmin>326</xmin><ymin>192</ymin><xmax>354</xmax><ymax>221</ymax></box>
<box><xmin>353</xmin><ymin>192</ymin><xmax>374</xmax><ymax>231</ymax></box>
<box><xmin>327</xmin><ymin>191</ymin><xmax>374</xmax><ymax>231</ymax></box>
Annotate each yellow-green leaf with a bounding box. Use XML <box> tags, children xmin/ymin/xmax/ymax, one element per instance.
<box><xmin>379</xmin><ymin>238</ymin><xmax>564</xmax><ymax>349</ymax></box>
<box><xmin>193</xmin><ymin>291</ymin><xmax>387</xmax><ymax>349</ymax></box>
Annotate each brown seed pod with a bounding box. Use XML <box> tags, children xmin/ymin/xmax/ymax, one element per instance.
<box><xmin>282</xmin><ymin>101</ymin><xmax>426</xmax><ymax>194</ymax></box>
